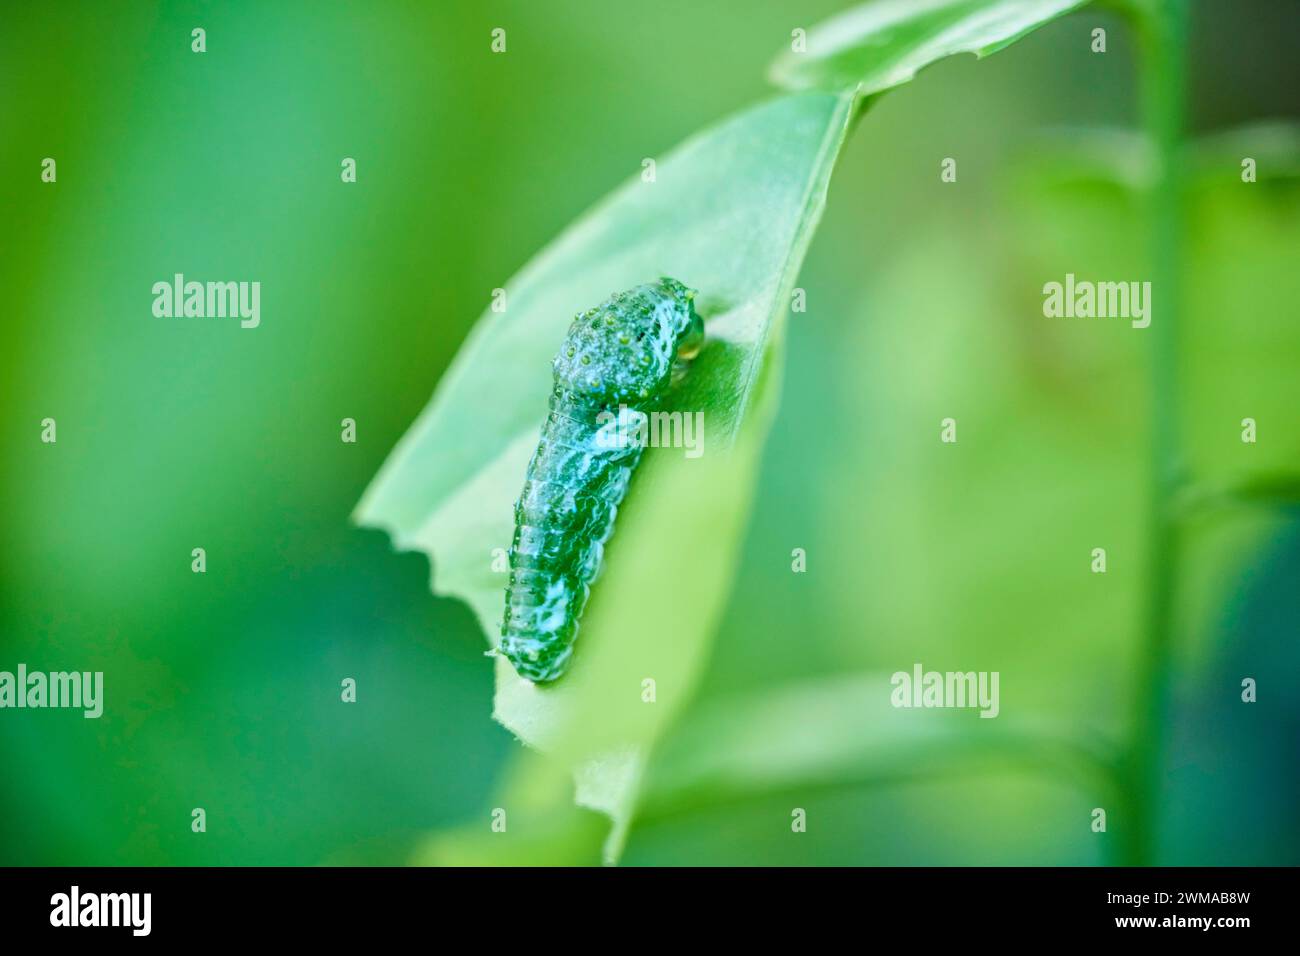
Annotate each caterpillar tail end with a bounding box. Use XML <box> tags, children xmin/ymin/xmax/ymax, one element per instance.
<box><xmin>498</xmin><ymin>624</ymin><xmax>575</xmax><ymax>684</ymax></box>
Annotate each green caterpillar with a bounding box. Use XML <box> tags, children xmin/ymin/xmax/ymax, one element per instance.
<box><xmin>499</xmin><ymin>277</ymin><xmax>704</xmax><ymax>683</ymax></box>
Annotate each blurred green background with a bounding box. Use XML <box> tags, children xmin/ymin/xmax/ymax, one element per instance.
<box><xmin>2</xmin><ymin>0</ymin><xmax>1297</xmax><ymax>865</ymax></box>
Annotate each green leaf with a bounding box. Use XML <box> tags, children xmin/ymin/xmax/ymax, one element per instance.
<box><xmin>639</xmin><ymin>673</ymin><xmax>1118</xmax><ymax>820</ymax></box>
<box><xmin>412</xmin><ymin>749</ymin><xmax>610</xmax><ymax>866</ymax></box>
<box><xmin>1187</xmin><ymin>121</ymin><xmax>1300</xmax><ymax>180</ymax></box>
<box><xmin>770</xmin><ymin>0</ymin><xmax>1086</xmax><ymax>95</ymax></box>
<box><xmin>1000</xmin><ymin>120</ymin><xmax>1300</xmax><ymax>194</ymax></box>
<box><xmin>1174</xmin><ymin>471</ymin><xmax>1300</xmax><ymax>520</ymax></box>
<box><xmin>355</xmin><ymin>91</ymin><xmax>855</xmax><ymax>860</ymax></box>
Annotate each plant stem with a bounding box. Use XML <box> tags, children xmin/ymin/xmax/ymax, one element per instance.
<box><xmin>1122</xmin><ymin>0</ymin><xmax>1188</xmax><ymax>868</ymax></box>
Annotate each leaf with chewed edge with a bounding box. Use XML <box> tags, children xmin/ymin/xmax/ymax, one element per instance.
<box><xmin>358</xmin><ymin>91</ymin><xmax>853</xmax><ymax>862</ymax></box>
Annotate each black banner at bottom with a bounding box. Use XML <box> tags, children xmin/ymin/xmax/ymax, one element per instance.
<box><xmin>0</xmin><ymin>866</ymin><xmax>1289</xmax><ymax>941</ymax></box>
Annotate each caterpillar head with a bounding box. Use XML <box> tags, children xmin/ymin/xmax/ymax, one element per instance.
<box><xmin>553</xmin><ymin>277</ymin><xmax>704</xmax><ymax>406</ymax></box>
